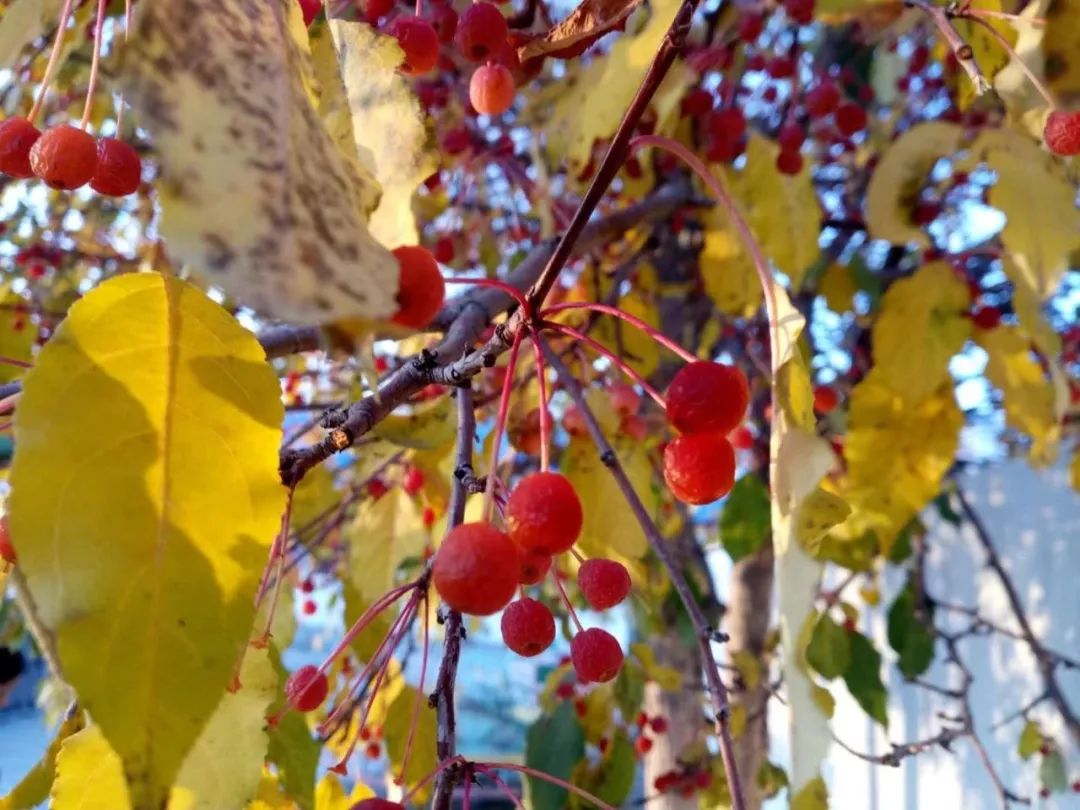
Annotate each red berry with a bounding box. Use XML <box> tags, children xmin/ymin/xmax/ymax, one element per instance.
<box><xmin>519</xmin><ymin>550</ymin><xmax>552</xmax><ymax>585</ymax></box>
<box><xmin>680</xmin><ymin>88</ymin><xmax>713</xmax><ymax>117</ymax></box>
<box><xmin>390</xmin><ymin>16</ymin><xmax>439</xmax><ymax>75</ymax></box>
<box><xmin>843</xmin><ymin>617</ymin><xmax>857</xmax><ymax>633</ymax></box>
<box><xmin>737</xmin><ymin>14</ymin><xmax>763</xmax><ymax>42</ymax></box>
<box><xmin>609</xmin><ymin>381</ymin><xmax>640</xmax><ymax>418</ymax></box>
<box><xmin>299</xmin><ymin>0</ymin><xmax>321</xmax><ymax>26</ymax></box>
<box><xmin>1038</xmin><ymin>788</ymin><xmax>1050</xmax><ymax>799</ymax></box>
<box><xmin>0</xmin><ymin>515</ymin><xmax>15</xmax><ymax>565</ymax></box>
<box><xmin>0</xmin><ymin>117</ymin><xmax>42</xmax><ymax>179</ymax></box>
<box><xmin>469</xmin><ymin>63</ymin><xmax>515</xmax><ymax>116</ymax></box>
<box><xmin>835</xmin><ymin>103</ymin><xmax>868</xmax><ymax>136</ymax></box>
<box><xmin>350</xmin><ymin>800</ymin><xmax>404</xmax><ymax>810</ymax></box>
<box><xmin>300</xmin><ymin>577</ymin><xmax>315</xmax><ymax>593</ymax></box>
<box><xmin>286</xmin><ymin>665</ymin><xmax>329</xmax><ymax>712</ymax></box>
<box><xmin>650</xmin><ymin>715</ymin><xmax>669</xmax><ymax>734</ymax></box>
<box><xmin>766</xmin><ymin>56</ymin><xmax>795</xmax><ymax>79</ymax></box>
<box><xmin>390</xmin><ymin>246</ymin><xmax>445</xmax><ymax>329</ymax></box>
<box><xmin>729</xmin><ymin>425</ymin><xmax>754</xmax><ymax>450</ymax></box>
<box><xmin>506</xmin><ymin>472</ymin><xmax>583</xmax><ymax>555</ymax></box>
<box><xmin>430</xmin><ymin>4</ymin><xmax>458</xmax><ymax>43</ymax></box>
<box><xmin>367</xmin><ymin>478</ymin><xmax>389</xmax><ymax>499</ymax></box>
<box><xmin>29</xmin><ymin>125</ymin><xmax>97</xmax><ymax>190</ymax></box>
<box><xmin>663</xmin><ymin>432</ymin><xmax>736</xmax><ymax>505</ymax></box>
<box><xmin>402</xmin><ymin>465</ymin><xmax>425</xmax><ymax>495</ymax></box>
<box><xmin>694</xmin><ymin>770</ymin><xmax>712</xmax><ymax>789</ymax></box>
<box><xmin>635</xmin><ymin>711</ymin><xmax>648</xmax><ymax>727</ymax></box>
<box><xmin>501</xmin><ymin>598</ymin><xmax>556</xmax><ymax>657</ymax></box>
<box><xmin>1044</xmin><ymin>110</ymin><xmax>1080</xmax><ymax>156</ymax></box>
<box><xmin>707</xmin><ymin>108</ymin><xmax>747</xmax><ymax>142</ymax></box>
<box><xmin>777</xmin><ymin>123</ymin><xmax>805</xmax><ymax>151</ymax></box>
<box><xmin>813</xmin><ymin>385</ymin><xmax>839</xmax><ymax>413</ymax></box>
<box><xmin>785</xmin><ymin>0</ymin><xmax>814</xmax><ymax>24</ymax></box>
<box><xmin>776</xmin><ymin>149</ymin><xmax>803</xmax><ymax>175</ymax></box>
<box><xmin>455</xmin><ymin>2</ymin><xmax>508</xmax><ymax>62</ymax></box>
<box><xmin>362</xmin><ymin>0</ymin><xmax>394</xmax><ymax>21</ymax></box>
<box><xmin>90</xmin><ymin>137</ymin><xmax>141</xmax><ymax>197</ymax></box>
<box><xmin>570</xmin><ymin>627</ymin><xmax>624</xmax><ymax>683</ymax></box>
<box><xmin>666</xmin><ymin>361</ymin><xmax>749</xmax><ymax>435</ymax></box>
<box><xmin>577</xmin><ymin>558</ymin><xmax>631</xmax><ymax>610</ymax></box>
<box><xmin>365</xmin><ymin>742</ymin><xmax>381</xmax><ymax>759</ymax></box>
<box><xmin>433</xmin><ymin>522</ymin><xmax>520</xmax><ymax>615</ymax></box>
<box><xmin>562</xmin><ymin>404</ymin><xmax>588</xmax><ymax>436</ymax></box>
<box><xmin>433</xmin><ymin>236</ymin><xmax>454</xmax><ymax>263</ymax></box>
<box><xmin>302</xmin><ymin>599</ymin><xmax>317</xmax><ymax>615</ymax></box>
<box><xmin>971</xmin><ymin>305</ymin><xmax>1002</xmax><ymax>330</ymax></box>
<box><xmin>422</xmin><ymin>506</ymin><xmax>436</xmax><ymax>528</ymax></box>
<box><xmin>745</xmin><ymin>53</ymin><xmax>766</xmax><ymax>72</ymax></box>
<box><xmin>635</xmin><ymin>735</ymin><xmax>653</xmax><ymax>755</ymax></box>
<box><xmin>1071</xmin><ymin>780</ymin><xmax>1080</xmax><ymax>793</ymax></box>
<box><xmin>555</xmin><ymin>681</ymin><xmax>575</xmax><ymax>699</ymax></box>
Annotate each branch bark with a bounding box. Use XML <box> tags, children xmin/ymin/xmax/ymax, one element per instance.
<box><xmin>541</xmin><ymin>339</ymin><xmax>747</xmax><ymax>810</ymax></box>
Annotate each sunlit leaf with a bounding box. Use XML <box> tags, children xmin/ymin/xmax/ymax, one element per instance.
<box><xmin>347</xmin><ymin>488</ymin><xmax>428</xmax><ymax>602</ymax></box>
<box><xmin>383</xmin><ymin>685</ymin><xmax>438</xmax><ymax>800</ymax></box>
<box><xmin>51</xmin><ymin>726</ymin><xmax>130</xmax><ymax>810</ymax></box>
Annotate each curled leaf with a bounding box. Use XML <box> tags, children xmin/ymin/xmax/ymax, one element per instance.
<box><xmin>518</xmin><ymin>0</ymin><xmax>644</xmax><ymax>61</ymax></box>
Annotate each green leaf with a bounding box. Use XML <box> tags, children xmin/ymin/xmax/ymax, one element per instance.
<box><xmin>613</xmin><ymin>660</ymin><xmax>645</xmax><ymax>722</ymax></box>
<box><xmin>805</xmin><ymin>615</ymin><xmax>852</xmax><ymax>680</ymax></box>
<box><xmin>719</xmin><ymin>475</ymin><xmax>771</xmax><ymax>561</ymax></box>
<box><xmin>755</xmin><ymin>761</ymin><xmax>789</xmax><ymax>800</ymax></box>
<box><xmin>525</xmin><ymin>701</ymin><xmax>586</xmax><ymax>810</ymax></box>
<box><xmin>843</xmin><ymin>632</ymin><xmax>889</xmax><ymax>728</ymax></box>
<box><xmin>170</xmin><ymin>646</ymin><xmax>279</xmax><ymax>809</ymax></box>
<box><xmin>1039</xmin><ymin>749</ymin><xmax>1068</xmax><ymax>792</ymax></box>
<box><xmin>886</xmin><ymin>583</ymin><xmax>935</xmax><ymax>679</ymax></box>
<box><xmin>591</xmin><ymin>731</ymin><xmax>636</xmax><ymax>807</ymax></box>
<box><xmin>1017</xmin><ymin>720</ymin><xmax>1042</xmax><ymax>760</ymax></box>
<box><xmin>121</xmin><ymin>0</ymin><xmax>399</xmax><ymax>325</ymax></box>
<box><xmin>932</xmin><ymin>493</ymin><xmax>962</xmax><ymax>527</ymax></box>
<box><xmin>9</xmin><ymin>273</ymin><xmax>287</xmax><ymax>808</ymax></box>
<box><xmin>790</xmin><ymin>775</ymin><xmax>828</xmax><ymax>810</ymax></box>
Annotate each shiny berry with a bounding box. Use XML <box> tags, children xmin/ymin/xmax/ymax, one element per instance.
<box><xmin>506</xmin><ymin>472</ymin><xmax>583</xmax><ymax>555</ymax></box>
<box><xmin>0</xmin><ymin>515</ymin><xmax>15</xmax><ymax>565</ymax></box>
<box><xmin>455</xmin><ymin>2</ymin><xmax>508</xmax><ymax>62</ymax></box>
<box><xmin>286</xmin><ymin>665</ymin><xmax>329</xmax><ymax>711</ymax></box>
<box><xmin>729</xmin><ymin>425</ymin><xmax>754</xmax><ymax>450</ymax></box>
<box><xmin>469</xmin><ymin>63</ymin><xmax>515</xmax><ymax>115</ymax></box>
<box><xmin>391</xmin><ymin>246</ymin><xmax>445</xmax><ymax>329</ymax></box>
<box><xmin>663</xmin><ymin>432</ymin><xmax>736</xmax><ymax>505</ymax></box>
<box><xmin>680</xmin><ymin>88</ymin><xmax>713</xmax><ymax>117</ymax></box>
<box><xmin>813</xmin><ymin>385</ymin><xmax>839</xmax><ymax>413</ymax></box>
<box><xmin>776</xmin><ymin>149</ymin><xmax>803</xmax><ymax>175</ymax></box>
<box><xmin>390</xmin><ymin>16</ymin><xmax>439</xmax><ymax>75</ymax></box>
<box><xmin>650</xmin><ymin>715</ymin><xmax>669</xmax><ymax>734</ymax></box>
<box><xmin>707</xmin><ymin>107</ymin><xmax>746</xmax><ymax>142</ymax></box>
<box><xmin>302</xmin><ymin>599</ymin><xmax>317</xmax><ymax>615</ymax></box>
<box><xmin>402</xmin><ymin>464</ymin><xmax>425</xmax><ymax>495</ymax></box>
<box><xmin>1044</xmin><ymin>110</ymin><xmax>1080</xmax><ymax>156</ymax></box>
<box><xmin>0</xmin><ymin>117</ymin><xmax>42</xmax><ymax>179</ymax></box>
<box><xmin>29</xmin><ymin>125</ymin><xmax>97</xmax><ymax>190</ymax></box>
<box><xmin>519</xmin><ymin>550</ymin><xmax>552</xmax><ymax>585</ymax></box>
<box><xmin>777</xmin><ymin>123</ymin><xmax>805</xmax><ymax>151</ymax></box>
<box><xmin>430</xmin><ymin>4</ymin><xmax>458</xmax><ymax>44</ymax></box>
<box><xmin>666</xmin><ymin>361</ymin><xmax>749</xmax><ymax>435</ymax></box>
<box><xmin>635</xmin><ymin>735</ymin><xmax>653</xmax><ymax>755</ymax></box>
<box><xmin>433</xmin><ymin>522</ymin><xmax>520</xmax><ymax>615</ymax></box>
<box><xmin>835</xmin><ymin>103</ymin><xmax>868</xmax><ymax>136</ymax></box>
<box><xmin>570</xmin><ymin>627</ymin><xmax>624</xmax><ymax>683</ymax></box>
<box><xmin>90</xmin><ymin>137</ymin><xmax>141</xmax><ymax>197</ymax></box>
<box><xmin>500</xmin><ymin>597</ymin><xmax>556</xmax><ymax>656</ymax></box>
<box><xmin>971</xmin><ymin>305</ymin><xmax>1002</xmax><ymax>330</ymax></box>
<box><xmin>577</xmin><ymin>558</ymin><xmax>631</xmax><ymax>610</ymax></box>
<box><xmin>367</xmin><ymin>478</ymin><xmax>389</xmax><ymax>499</ymax></box>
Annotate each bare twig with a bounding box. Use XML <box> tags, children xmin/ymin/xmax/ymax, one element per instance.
<box><xmin>541</xmin><ymin>339</ymin><xmax>747</xmax><ymax>810</ymax></box>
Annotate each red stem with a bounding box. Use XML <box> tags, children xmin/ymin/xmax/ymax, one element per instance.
<box><xmin>471</xmin><ymin>764</ymin><xmax>527</xmax><ymax>810</ymax></box>
<box><xmin>0</xmin><ymin>356</ymin><xmax>32</xmax><ymax>369</ymax></box>
<box><xmin>445</xmin><ymin>277</ymin><xmax>532</xmax><ymax>317</ymax></box>
<box><xmin>254</xmin><ymin>489</ymin><xmax>295</xmax><ymax>646</ymax></box>
<box><xmin>527</xmin><ymin>327</ymin><xmax>552</xmax><ymax>472</ymax></box>
<box><xmin>402</xmin><ymin>754</ymin><xmax>466</xmax><ymax>804</ymax></box>
<box><xmin>483</xmin><ymin>328</ymin><xmax>525</xmax><ymax>520</ymax></box>
<box><xmin>80</xmin><ymin>0</ymin><xmax>108</xmax><ymax>130</ymax></box>
<box><xmin>397</xmin><ymin>592</ymin><xmax>432</xmax><ymax>785</ymax></box>
<box><xmin>551</xmin><ymin>567</ymin><xmax>583</xmax><ymax>633</ymax></box>
<box><xmin>29</xmin><ymin>0</ymin><xmax>76</xmax><ymax>123</ymax></box>
<box><xmin>541</xmin><ymin>301</ymin><xmax>698</xmax><ymax>363</ymax></box>
<box><xmin>479</xmin><ymin>762</ymin><xmax>617</xmax><ymax>810</ymax></box>
<box><xmin>540</xmin><ymin>321</ymin><xmax>665</xmax><ymax>407</ymax></box>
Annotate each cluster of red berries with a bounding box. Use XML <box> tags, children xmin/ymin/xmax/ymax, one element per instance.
<box><xmin>630</xmin><ymin>711</ymin><xmax>668</xmax><ymax>756</ymax></box>
<box><xmin>653</xmin><ymin>766</ymin><xmax>713</xmax><ymax>797</ymax></box>
<box><xmin>0</xmin><ymin>119</ymin><xmax>141</xmax><ymax>196</ymax></box>
<box><xmin>661</xmin><ymin>361</ymin><xmax>748</xmax><ymax>505</ymax></box>
<box><xmin>432</xmin><ymin>471</ymin><xmax>629</xmax><ymax>682</ymax></box>
<box><xmin>1043</xmin><ymin>109</ymin><xmax>1080</xmax><ymax>157</ymax></box>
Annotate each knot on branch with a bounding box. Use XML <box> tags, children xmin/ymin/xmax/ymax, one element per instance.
<box><xmin>600</xmin><ymin>449</ymin><xmax>617</xmax><ymax>467</ymax></box>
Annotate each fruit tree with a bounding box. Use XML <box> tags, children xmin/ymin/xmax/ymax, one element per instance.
<box><xmin>0</xmin><ymin>0</ymin><xmax>1077</xmax><ymax>807</ymax></box>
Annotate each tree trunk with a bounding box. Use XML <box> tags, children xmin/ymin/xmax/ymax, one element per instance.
<box><xmin>723</xmin><ymin>543</ymin><xmax>775</xmax><ymax>810</ymax></box>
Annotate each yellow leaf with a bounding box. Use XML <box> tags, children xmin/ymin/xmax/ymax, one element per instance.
<box><xmin>0</xmin><ymin>0</ymin><xmax>61</xmax><ymax>70</ymax></box>
<box><xmin>51</xmin><ymin>726</ymin><xmax>131</xmax><ymax>810</ymax></box>
<box><xmin>790</xmin><ymin>775</ymin><xmax>829</xmax><ymax>810</ymax></box>
<box><xmin>170</xmin><ymin>647</ymin><xmax>279</xmax><ymax>810</ymax></box>
<box><xmin>323</xmin><ymin>20</ymin><xmax>438</xmax><ymax>248</ymax></box>
<box><xmin>700</xmin><ymin>210</ymin><xmax>763</xmax><ymax>317</ymax></box>
<box><xmin>796</xmin><ymin>487</ymin><xmax>851</xmax><ymax>553</ymax></box>
<box><xmin>728</xmin><ymin>135</ymin><xmax>820</xmax><ymax>288</ymax></box>
<box><xmin>0</xmin><ymin>708</ymin><xmax>85</xmax><ymax>810</ymax></box>
<box><xmin>866</xmin><ymin>122</ymin><xmax>963</xmax><ymax>247</ymax></box>
<box><xmin>9</xmin><ymin>273</ymin><xmax>287</xmax><ymax>808</ymax></box>
<box><xmin>384</xmin><ymin>684</ymin><xmax>438</xmax><ymax>799</ymax></box>
<box><xmin>121</xmin><ymin>0</ymin><xmax>399</xmax><ymax>325</ymax></box>
<box><xmin>577</xmin><ymin>685</ymin><xmax>615</xmax><ymax>743</ymax></box>
<box><xmin>314</xmin><ymin>772</ymin><xmax>374</xmax><ymax>810</ymax></box>
<box><xmin>291</xmin><ymin>464</ymin><xmax>340</xmax><ymax>531</ymax></box>
<box><xmin>1042</xmin><ymin>0</ymin><xmax>1080</xmax><ymax>104</ymax></box>
<box><xmin>593</xmin><ymin>291</ymin><xmax>660</xmax><ymax>378</ymax></box>
<box><xmin>871</xmin><ymin>261</ymin><xmax>971</xmax><ymax>405</ymax></box>
<box><xmin>0</xmin><ymin>290</ymin><xmax>32</xmax><ymax>385</ymax></box>
<box><xmin>373</xmin><ymin>395</ymin><xmax>457</xmax><ymax>450</ymax></box>
<box><xmin>563</xmin><ymin>436</ymin><xmax>652</xmax><ymax>564</ymax></box>
<box><xmin>977</xmin><ymin>325</ymin><xmax>1061</xmax><ymax>465</ymax></box>
<box><xmin>728</xmin><ymin>704</ymin><xmax>747</xmax><ymax>739</ymax></box>
<box><xmin>810</xmin><ymin>684</ymin><xmax>835</xmax><ymax>718</ymax></box>
<box><xmin>730</xmin><ymin>650</ymin><xmax>761</xmax><ymax>690</ymax></box>
<box><xmin>246</xmin><ymin>770</ymin><xmax>296</xmax><ymax>809</ymax></box>
<box><xmin>818</xmin><ymin>262</ymin><xmax>858</xmax><ymax>313</ymax></box>
<box><xmin>347</xmin><ymin>488</ymin><xmax>428</xmax><ymax>601</ymax></box>
<box><xmin>629</xmin><ymin>643</ymin><xmax>681</xmax><ymax>690</ymax></box>
<box><xmin>540</xmin><ymin>0</ymin><xmax>681</xmax><ymax>171</ymax></box>
<box><xmin>971</xmin><ymin>129</ymin><xmax>1080</xmax><ymax>299</ymax></box>
<box><xmin>951</xmin><ymin>0</ymin><xmax>1018</xmax><ymax>109</ymax></box>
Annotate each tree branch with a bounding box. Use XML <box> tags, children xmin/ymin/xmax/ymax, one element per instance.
<box><xmin>540</xmin><ymin>338</ymin><xmax>747</xmax><ymax>810</ymax></box>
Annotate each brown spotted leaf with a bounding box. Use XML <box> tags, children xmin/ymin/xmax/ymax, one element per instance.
<box><xmin>121</xmin><ymin>0</ymin><xmax>398</xmax><ymax>325</ymax></box>
<box><xmin>518</xmin><ymin>0</ymin><xmax>645</xmax><ymax>61</ymax></box>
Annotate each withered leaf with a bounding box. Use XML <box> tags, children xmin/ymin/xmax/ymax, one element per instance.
<box><xmin>518</xmin><ymin>0</ymin><xmax>644</xmax><ymax>61</ymax></box>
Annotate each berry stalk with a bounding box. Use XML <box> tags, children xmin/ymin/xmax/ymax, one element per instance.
<box><xmin>526</xmin><ymin>327</ymin><xmax>552</xmax><ymax>472</ymax></box>
<box><xmin>471</xmin><ymin>764</ymin><xmax>528</xmax><ymax>810</ymax></box>
<box><xmin>541</xmin><ymin>301</ymin><xmax>698</xmax><ymax>363</ymax></box>
<box><xmin>483</xmin><ymin>328</ymin><xmax>524</xmax><ymax>521</ymax></box>
<box><xmin>396</xmin><ymin>592</ymin><xmax>432</xmax><ymax>785</ymax></box>
<box><xmin>29</xmin><ymin>0</ymin><xmax>76</xmax><ymax>123</ymax></box>
<box><xmin>80</xmin><ymin>0</ymin><xmax>109</xmax><ymax>130</ymax></box>
<box><xmin>478</xmin><ymin>762</ymin><xmax>617</xmax><ymax>810</ymax></box>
